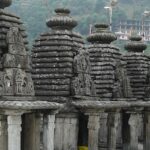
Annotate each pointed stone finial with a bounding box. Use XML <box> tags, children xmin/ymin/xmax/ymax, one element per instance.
<box><xmin>46</xmin><ymin>8</ymin><xmax>77</xmax><ymax>30</ymax></box>
<box><xmin>125</xmin><ymin>35</ymin><xmax>147</xmax><ymax>52</ymax></box>
<box><xmin>87</xmin><ymin>23</ymin><xmax>117</xmax><ymax>44</ymax></box>
<box><xmin>0</xmin><ymin>0</ymin><xmax>12</xmax><ymax>9</ymax></box>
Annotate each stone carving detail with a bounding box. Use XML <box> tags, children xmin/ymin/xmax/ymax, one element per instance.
<box><xmin>71</xmin><ymin>49</ymin><xmax>96</xmax><ymax>96</ymax></box>
<box><xmin>113</xmin><ymin>60</ymin><xmax>133</xmax><ymax>98</ymax></box>
<box><xmin>15</xmin><ymin>68</ymin><xmax>26</xmax><ymax>95</ymax></box>
<box><xmin>128</xmin><ymin>113</ymin><xmax>140</xmax><ymax>149</ymax></box>
<box><xmin>6</xmin><ymin>27</ymin><xmax>26</xmax><ymax>55</ymax></box>
<box><xmin>2</xmin><ymin>54</ymin><xmax>29</xmax><ymax>70</ymax></box>
<box><xmin>3</xmin><ymin>69</ymin><xmax>13</xmax><ymax>95</ymax></box>
<box><xmin>25</xmin><ymin>73</ymin><xmax>35</xmax><ymax>95</ymax></box>
<box><xmin>2</xmin><ymin>69</ymin><xmax>34</xmax><ymax>96</ymax></box>
<box><xmin>145</xmin><ymin>66</ymin><xmax>150</xmax><ymax>97</ymax></box>
<box><xmin>0</xmin><ymin>26</ymin><xmax>35</xmax><ymax>96</ymax></box>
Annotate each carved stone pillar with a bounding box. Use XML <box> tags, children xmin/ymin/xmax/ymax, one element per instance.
<box><xmin>107</xmin><ymin>111</ymin><xmax>120</xmax><ymax>150</ymax></box>
<box><xmin>23</xmin><ymin>113</ymin><xmax>41</xmax><ymax>150</ymax></box>
<box><xmin>54</xmin><ymin>113</ymin><xmax>79</xmax><ymax>150</ymax></box>
<box><xmin>7</xmin><ymin>115</ymin><xmax>22</xmax><ymax>150</ymax></box>
<box><xmin>128</xmin><ymin>112</ymin><xmax>140</xmax><ymax>150</ymax></box>
<box><xmin>0</xmin><ymin>115</ymin><xmax>7</xmax><ymax>150</ymax></box>
<box><xmin>116</xmin><ymin>113</ymin><xmax>123</xmax><ymax>150</ymax></box>
<box><xmin>144</xmin><ymin>110</ymin><xmax>150</xmax><ymax>150</ymax></box>
<box><xmin>87</xmin><ymin>113</ymin><xmax>101</xmax><ymax>150</ymax></box>
<box><xmin>99</xmin><ymin>113</ymin><xmax>108</xmax><ymax>150</ymax></box>
<box><xmin>43</xmin><ymin>114</ymin><xmax>55</xmax><ymax>150</ymax></box>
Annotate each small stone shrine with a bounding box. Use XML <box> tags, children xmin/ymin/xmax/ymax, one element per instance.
<box><xmin>32</xmin><ymin>8</ymin><xmax>87</xmax><ymax>100</ymax></box>
<box><xmin>87</xmin><ymin>23</ymin><xmax>132</xmax><ymax>99</ymax></box>
<box><xmin>87</xmin><ymin>23</ymin><xmax>132</xmax><ymax>150</ymax></box>
<box><xmin>32</xmin><ymin>8</ymin><xmax>96</xmax><ymax>150</ymax></box>
<box><xmin>1</xmin><ymin>0</ymin><xmax>150</xmax><ymax>150</ymax></box>
<box><xmin>122</xmin><ymin>35</ymin><xmax>150</xmax><ymax>150</ymax></box>
<box><xmin>124</xmin><ymin>35</ymin><xmax>149</xmax><ymax>99</ymax></box>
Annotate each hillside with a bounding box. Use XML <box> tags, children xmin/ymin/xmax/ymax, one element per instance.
<box><xmin>8</xmin><ymin>0</ymin><xmax>150</xmax><ymax>46</ymax></box>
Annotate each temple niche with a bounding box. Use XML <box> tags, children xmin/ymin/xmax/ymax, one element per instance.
<box><xmin>72</xmin><ymin>48</ymin><xmax>96</xmax><ymax>96</ymax></box>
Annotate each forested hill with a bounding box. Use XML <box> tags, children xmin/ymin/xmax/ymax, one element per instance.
<box><xmin>7</xmin><ymin>0</ymin><xmax>150</xmax><ymax>43</ymax></box>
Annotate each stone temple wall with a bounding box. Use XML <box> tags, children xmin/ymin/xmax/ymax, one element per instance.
<box><xmin>0</xmin><ymin>0</ymin><xmax>150</xmax><ymax>150</ymax></box>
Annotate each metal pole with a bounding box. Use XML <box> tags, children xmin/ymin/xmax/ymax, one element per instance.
<box><xmin>89</xmin><ymin>24</ymin><xmax>93</xmax><ymax>34</ymax></box>
<box><xmin>109</xmin><ymin>7</ymin><xmax>113</xmax><ymax>31</ymax></box>
<box><xmin>142</xmin><ymin>14</ymin><xmax>145</xmax><ymax>40</ymax></box>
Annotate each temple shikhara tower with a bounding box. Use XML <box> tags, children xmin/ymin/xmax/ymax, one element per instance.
<box><xmin>1</xmin><ymin>0</ymin><xmax>150</xmax><ymax>150</ymax></box>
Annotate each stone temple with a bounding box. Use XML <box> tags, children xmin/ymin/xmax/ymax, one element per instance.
<box><xmin>1</xmin><ymin>1</ymin><xmax>150</xmax><ymax>150</ymax></box>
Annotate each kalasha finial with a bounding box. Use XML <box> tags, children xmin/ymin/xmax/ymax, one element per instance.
<box><xmin>87</xmin><ymin>23</ymin><xmax>117</xmax><ymax>44</ymax></box>
<box><xmin>46</xmin><ymin>8</ymin><xmax>77</xmax><ymax>30</ymax></box>
<box><xmin>94</xmin><ymin>23</ymin><xmax>109</xmax><ymax>32</ymax></box>
<box><xmin>55</xmin><ymin>8</ymin><xmax>70</xmax><ymax>15</ymax></box>
<box><xmin>125</xmin><ymin>35</ymin><xmax>147</xmax><ymax>52</ymax></box>
<box><xmin>0</xmin><ymin>0</ymin><xmax>12</xmax><ymax>9</ymax></box>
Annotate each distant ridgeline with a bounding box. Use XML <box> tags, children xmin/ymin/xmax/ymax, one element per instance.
<box><xmin>8</xmin><ymin>0</ymin><xmax>150</xmax><ymax>43</ymax></box>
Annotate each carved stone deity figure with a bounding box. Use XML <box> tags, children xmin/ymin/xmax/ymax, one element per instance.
<box><xmin>113</xmin><ymin>59</ymin><xmax>133</xmax><ymax>98</ymax></box>
<box><xmin>3</xmin><ymin>69</ymin><xmax>13</xmax><ymax>95</ymax></box>
<box><xmin>15</xmin><ymin>68</ymin><xmax>26</xmax><ymax>95</ymax></box>
<box><xmin>71</xmin><ymin>48</ymin><xmax>96</xmax><ymax>96</ymax></box>
<box><xmin>73</xmin><ymin>49</ymin><xmax>91</xmax><ymax>74</ymax></box>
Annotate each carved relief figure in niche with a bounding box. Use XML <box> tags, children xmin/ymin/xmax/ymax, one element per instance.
<box><xmin>15</xmin><ymin>68</ymin><xmax>26</xmax><ymax>95</ymax></box>
<box><xmin>22</xmin><ymin>77</ymin><xmax>27</xmax><ymax>94</ymax></box>
<box><xmin>3</xmin><ymin>69</ymin><xmax>13</xmax><ymax>95</ymax></box>
<box><xmin>26</xmin><ymin>73</ymin><xmax>35</xmax><ymax>96</ymax></box>
<box><xmin>72</xmin><ymin>48</ymin><xmax>96</xmax><ymax>96</ymax></box>
<box><xmin>113</xmin><ymin>60</ymin><xmax>132</xmax><ymax>98</ymax></box>
<box><xmin>71</xmin><ymin>77</ymin><xmax>81</xmax><ymax>95</ymax></box>
<box><xmin>73</xmin><ymin>49</ymin><xmax>91</xmax><ymax>74</ymax></box>
<box><xmin>6</xmin><ymin>27</ymin><xmax>26</xmax><ymax>55</ymax></box>
<box><xmin>85</xmin><ymin>74</ymin><xmax>96</xmax><ymax>96</ymax></box>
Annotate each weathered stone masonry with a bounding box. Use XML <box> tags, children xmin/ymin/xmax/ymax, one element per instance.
<box><xmin>0</xmin><ymin>1</ymin><xmax>62</xmax><ymax>150</ymax></box>
<box><xmin>1</xmin><ymin>0</ymin><xmax>150</xmax><ymax>150</ymax></box>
